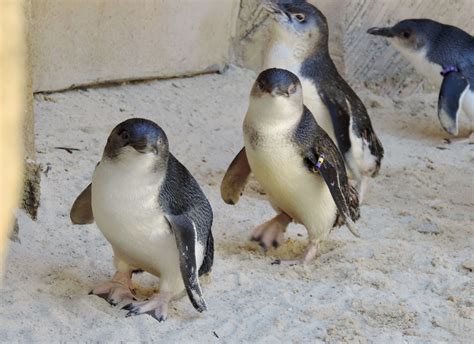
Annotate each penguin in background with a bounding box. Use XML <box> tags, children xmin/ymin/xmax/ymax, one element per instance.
<box><xmin>368</xmin><ymin>19</ymin><xmax>474</xmax><ymax>143</ymax></box>
<box><xmin>70</xmin><ymin>118</ymin><xmax>214</xmax><ymax>322</ymax></box>
<box><xmin>261</xmin><ymin>0</ymin><xmax>384</xmax><ymax>202</ymax></box>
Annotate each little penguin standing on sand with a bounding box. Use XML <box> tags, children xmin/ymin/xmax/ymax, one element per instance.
<box><xmin>221</xmin><ymin>68</ymin><xmax>360</xmax><ymax>264</ymax></box>
<box><xmin>368</xmin><ymin>19</ymin><xmax>474</xmax><ymax>143</ymax></box>
<box><xmin>261</xmin><ymin>0</ymin><xmax>384</xmax><ymax>202</ymax></box>
<box><xmin>70</xmin><ymin>118</ymin><xmax>214</xmax><ymax>322</ymax></box>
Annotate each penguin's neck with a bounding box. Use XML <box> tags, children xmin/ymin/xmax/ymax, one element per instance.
<box><xmin>263</xmin><ymin>36</ymin><xmax>334</xmax><ymax>81</ymax></box>
<box><xmin>263</xmin><ymin>40</ymin><xmax>302</xmax><ymax>76</ymax></box>
<box><xmin>102</xmin><ymin>149</ymin><xmax>163</xmax><ymax>185</ymax></box>
<box><xmin>391</xmin><ymin>42</ymin><xmax>442</xmax><ymax>86</ymax></box>
<box><xmin>245</xmin><ymin>97</ymin><xmax>301</xmax><ymax>138</ymax></box>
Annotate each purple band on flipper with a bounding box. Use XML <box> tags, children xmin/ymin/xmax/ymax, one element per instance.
<box><xmin>440</xmin><ymin>66</ymin><xmax>458</xmax><ymax>76</ymax></box>
<box><xmin>316</xmin><ymin>154</ymin><xmax>325</xmax><ymax>169</ymax></box>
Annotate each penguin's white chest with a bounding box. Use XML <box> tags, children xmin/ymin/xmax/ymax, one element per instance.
<box><xmin>91</xmin><ymin>159</ymin><xmax>178</xmax><ymax>277</ymax></box>
<box><xmin>462</xmin><ymin>88</ymin><xmax>474</xmax><ymax>118</ymax></box>
<box><xmin>300</xmin><ymin>77</ymin><xmax>336</xmax><ymax>143</ymax></box>
<box><xmin>244</xmin><ymin>124</ymin><xmax>337</xmax><ymax>237</ymax></box>
<box><xmin>393</xmin><ymin>44</ymin><xmax>442</xmax><ymax>86</ymax></box>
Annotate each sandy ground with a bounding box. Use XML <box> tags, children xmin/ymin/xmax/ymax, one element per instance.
<box><xmin>1</xmin><ymin>67</ymin><xmax>473</xmax><ymax>342</ymax></box>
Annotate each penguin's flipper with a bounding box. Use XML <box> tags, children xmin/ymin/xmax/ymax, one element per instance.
<box><xmin>305</xmin><ymin>149</ymin><xmax>360</xmax><ymax>238</ymax></box>
<box><xmin>438</xmin><ymin>72</ymin><xmax>469</xmax><ymax>135</ymax></box>
<box><xmin>220</xmin><ymin>147</ymin><xmax>251</xmax><ymax>205</ymax></box>
<box><xmin>165</xmin><ymin>213</ymin><xmax>207</xmax><ymax>313</ymax></box>
<box><xmin>70</xmin><ymin>183</ymin><xmax>94</xmax><ymax>224</ymax></box>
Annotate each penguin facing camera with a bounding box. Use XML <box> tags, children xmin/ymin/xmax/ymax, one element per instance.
<box><xmin>221</xmin><ymin>68</ymin><xmax>360</xmax><ymax>265</ymax></box>
<box><xmin>70</xmin><ymin>118</ymin><xmax>214</xmax><ymax>322</ymax></box>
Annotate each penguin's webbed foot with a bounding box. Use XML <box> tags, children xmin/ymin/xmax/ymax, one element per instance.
<box><xmin>271</xmin><ymin>242</ymin><xmax>320</xmax><ymax>266</ymax></box>
<box><xmin>251</xmin><ymin>213</ymin><xmax>291</xmax><ymax>251</ymax></box>
<box><xmin>122</xmin><ymin>292</ymin><xmax>172</xmax><ymax>323</ymax></box>
<box><xmin>443</xmin><ymin>132</ymin><xmax>474</xmax><ymax>145</ymax></box>
<box><xmin>89</xmin><ymin>271</ymin><xmax>135</xmax><ymax>306</ymax></box>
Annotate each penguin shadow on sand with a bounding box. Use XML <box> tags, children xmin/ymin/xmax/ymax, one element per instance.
<box><xmin>216</xmin><ymin>230</ymin><xmax>344</xmax><ymax>264</ymax></box>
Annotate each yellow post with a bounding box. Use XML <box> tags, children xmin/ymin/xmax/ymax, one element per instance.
<box><xmin>0</xmin><ymin>0</ymin><xmax>26</xmax><ymax>280</ymax></box>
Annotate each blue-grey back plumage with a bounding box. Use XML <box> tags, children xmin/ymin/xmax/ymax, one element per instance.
<box><xmin>159</xmin><ymin>153</ymin><xmax>214</xmax><ymax>276</ymax></box>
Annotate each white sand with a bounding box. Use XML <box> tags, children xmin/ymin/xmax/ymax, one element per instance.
<box><xmin>2</xmin><ymin>67</ymin><xmax>473</xmax><ymax>342</ymax></box>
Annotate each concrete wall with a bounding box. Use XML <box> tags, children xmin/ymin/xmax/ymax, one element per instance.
<box><xmin>31</xmin><ymin>0</ymin><xmax>240</xmax><ymax>92</ymax></box>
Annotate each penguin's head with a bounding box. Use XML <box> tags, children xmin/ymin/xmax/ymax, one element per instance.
<box><xmin>249</xmin><ymin>68</ymin><xmax>303</xmax><ymax>119</ymax></box>
<box><xmin>263</xmin><ymin>0</ymin><xmax>328</xmax><ymax>56</ymax></box>
<box><xmin>367</xmin><ymin>19</ymin><xmax>439</xmax><ymax>52</ymax></box>
<box><xmin>104</xmin><ymin>118</ymin><xmax>169</xmax><ymax>162</ymax></box>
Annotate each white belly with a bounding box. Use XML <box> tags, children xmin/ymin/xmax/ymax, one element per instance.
<box><xmin>300</xmin><ymin>78</ymin><xmax>336</xmax><ymax>143</ymax></box>
<box><xmin>392</xmin><ymin>44</ymin><xmax>442</xmax><ymax>86</ymax></box>
<box><xmin>462</xmin><ymin>88</ymin><xmax>474</xmax><ymax>118</ymax></box>
<box><xmin>91</xmin><ymin>159</ymin><xmax>182</xmax><ymax>289</ymax></box>
<box><xmin>244</xmin><ymin>133</ymin><xmax>337</xmax><ymax>241</ymax></box>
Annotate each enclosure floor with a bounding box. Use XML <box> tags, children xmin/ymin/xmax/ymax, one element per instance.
<box><xmin>2</xmin><ymin>67</ymin><xmax>473</xmax><ymax>342</ymax></box>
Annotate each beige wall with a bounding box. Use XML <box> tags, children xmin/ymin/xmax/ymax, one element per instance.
<box><xmin>31</xmin><ymin>0</ymin><xmax>240</xmax><ymax>92</ymax></box>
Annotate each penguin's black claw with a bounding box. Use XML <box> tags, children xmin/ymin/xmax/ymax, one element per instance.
<box><xmin>95</xmin><ymin>293</ymin><xmax>109</xmax><ymax>301</ymax></box>
<box><xmin>250</xmin><ymin>235</ymin><xmax>262</xmax><ymax>242</ymax></box>
<box><xmin>271</xmin><ymin>259</ymin><xmax>281</xmax><ymax>265</ymax></box>
<box><xmin>122</xmin><ymin>300</ymin><xmax>169</xmax><ymax>322</ymax></box>
<box><xmin>88</xmin><ymin>290</ymin><xmax>93</xmax><ymax>295</ymax></box>
<box><xmin>272</xmin><ymin>239</ymin><xmax>279</xmax><ymax>248</ymax></box>
<box><xmin>146</xmin><ymin>310</ymin><xmax>167</xmax><ymax>322</ymax></box>
<box><xmin>122</xmin><ymin>303</ymin><xmax>133</xmax><ymax>311</ymax></box>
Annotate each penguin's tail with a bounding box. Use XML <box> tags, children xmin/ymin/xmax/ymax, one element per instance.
<box><xmin>198</xmin><ymin>230</ymin><xmax>214</xmax><ymax>276</ymax></box>
<box><xmin>365</xmin><ymin>128</ymin><xmax>384</xmax><ymax>177</ymax></box>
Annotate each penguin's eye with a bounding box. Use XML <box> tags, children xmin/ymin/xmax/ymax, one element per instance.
<box><xmin>120</xmin><ymin>130</ymin><xmax>130</xmax><ymax>141</ymax></box>
<box><xmin>287</xmin><ymin>83</ymin><xmax>297</xmax><ymax>95</ymax></box>
<box><xmin>402</xmin><ymin>31</ymin><xmax>411</xmax><ymax>39</ymax></box>
<box><xmin>294</xmin><ymin>13</ymin><xmax>306</xmax><ymax>23</ymax></box>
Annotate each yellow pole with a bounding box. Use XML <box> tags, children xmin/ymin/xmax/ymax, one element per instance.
<box><xmin>0</xmin><ymin>0</ymin><xmax>26</xmax><ymax>280</ymax></box>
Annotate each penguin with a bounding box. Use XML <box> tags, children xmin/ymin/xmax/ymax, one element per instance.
<box><xmin>70</xmin><ymin>118</ymin><xmax>214</xmax><ymax>322</ymax></box>
<box><xmin>221</xmin><ymin>68</ymin><xmax>360</xmax><ymax>264</ymax></box>
<box><xmin>261</xmin><ymin>0</ymin><xmax>384</xmax><ymax>202</ymax></box>
<box><xmin>368</xmin><ymin>19</ymin><xmax>474</xmax><ymax>143</ymax></box>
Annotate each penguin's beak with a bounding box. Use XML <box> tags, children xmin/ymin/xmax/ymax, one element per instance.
<box><xmin>130</xmin><ymin>139</ymin><xmax>153</xmax><ymax>154</ymax></box>
<box><xmin>367</xmin><ymin>27</ymin><xmax>394</xmax><ymax>38</ymax></box>
<box><xmin>261</xmin><ymin>0</ymin><xmax>291</xmax><ymax>21</ymax></box>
